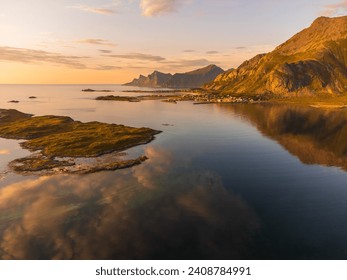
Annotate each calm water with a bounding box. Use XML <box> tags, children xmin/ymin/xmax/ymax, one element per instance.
<box><xmin>0</xmin><ymin>85</ymin><xmax>347</xmax><ymax>259</ymax></box>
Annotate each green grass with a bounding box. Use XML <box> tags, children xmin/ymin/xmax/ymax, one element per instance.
<box><xmin>0</xmin><ymin>109</ymin><xmax>161</xmax><ymax>158</ymax></box>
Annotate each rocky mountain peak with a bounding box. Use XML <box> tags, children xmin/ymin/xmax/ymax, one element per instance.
<box><xmin>205</xmin><ymin>16</ymin><xmax>347</xmax><ymax>96</ymax></box>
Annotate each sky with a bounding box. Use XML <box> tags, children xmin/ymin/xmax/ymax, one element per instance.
<box><xmin>0</xmin><ymin>0</ymin><xmax>346</xmax><ymax>84</ymax></box>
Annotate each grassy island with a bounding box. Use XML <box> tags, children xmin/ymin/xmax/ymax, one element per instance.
<box><xmin>0</xmin><ymin>109</ymin><xmax>160</xmax><ymax>174</ymax></box>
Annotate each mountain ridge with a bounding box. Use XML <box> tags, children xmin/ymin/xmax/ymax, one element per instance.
<box><xmin>124</xmin><ymin>64</ymin><xmax>224</xmax><ymax>89</ymax></box>
<box><xmin>204</xmin><ymin>16</ymin><xmax>347</xmax><ymax>96</ymax></box>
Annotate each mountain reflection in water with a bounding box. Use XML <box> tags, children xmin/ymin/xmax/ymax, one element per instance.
<box><xmin>0</xmin><ymin>147</ymin><xmax>259</xmax><ymax>259</ymax></box>
<box><xmin>219</xmin><ymin>103</ymin><xmax>347</xmax><ymax>172</ymax></box>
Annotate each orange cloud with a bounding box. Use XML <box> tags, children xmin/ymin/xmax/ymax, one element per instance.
<box><xmin>75</xmin><ymin>38</ymin><xmax>116</xmax><ymax>47</ymax></box>
<box><xmin>69</xmin><ymin>4</ymin><xmax>117</xmax><ymax>15</ymax></box>
<box><xmin>0</xmin><ymin>46</ymin><xmax>88</xmax><ymax>69</ymax></box>
<box><xmin>320</xmin><ymin>0</ymin><xmax>347</xmax><ymax>16</ymax></box>
<box><xmin>140</xmin><ymin>0</ymin><xmax>190</xmax><ymax>16</ymax></box>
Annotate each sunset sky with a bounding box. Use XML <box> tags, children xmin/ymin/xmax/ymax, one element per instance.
<box><xmin>0</xmin><ymin>0</ymin><xmax>346</xmax><ymax>84</ymax></box>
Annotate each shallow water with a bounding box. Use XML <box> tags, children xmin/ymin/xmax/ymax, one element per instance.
<box><xmin>0</xmin><ymin>85</ymin><xmax>347</xmax><ymax>259</ymax></box>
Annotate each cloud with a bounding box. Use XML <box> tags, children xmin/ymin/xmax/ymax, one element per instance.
<box><xmin>228</xmin><ymin>44</ymin><xmax>275</xmax><ymax>54</ymax></box>
<box><xmin>94</xmin><ymin>65</ymin><xmax>121</xmax><ymax>70</ymax></box>
<box><xmin>0</xmin><ymin>46</ymin><xmax>88</xmax><ymax>69</ymax></box>
<box><xmin>69</xmin><ymin>4</ymin><xmax>116</xmax><ymax>15</ymax></box>
<box><xmin>161</xmin><ymin>58</ymin><xmax>213</xmax><ymax>68</ymax></box>
<box><xmin>98</xmin><ymin>49</ymin><xmax>113</xmax><ymax>54</ymax></box>
<box><xmin>126</xmin><ymin>65</ymin><xmax>148</xmax><ymax>69</ymax></box>
<box><xmin>183</xmin><ymin>50</ymin><xmax>195</xmax><ymax>53</ymax></box>
<box><xmin>104</xmin><ymin>53</ymin><xmax>166</xmax><ymax>61</ymax></box>
<box><xmin>320</xmin><ymin>0</ymin><xmax>347</xmax><ymax>16</ymax></box>
<box><xmin>206</xmin><ymin>51</ymin><xmax>219</xmax><ymax>54</ymax></box>
<box><xmin>132</xmin><ymin>147</ymin><xmax>172</xmax><ymax>189</ymax></box>
<box><xmin>0</xmin><ymin>148</ymin><xmax>259</xmax><ymax>259</ymax></box>
<box><xmin>140</xmin><ymin>0</ymin><xmax>190</xmax><ymax>16</ymax></box>
<box><xmin>75</xmin><ymin>39</ymin><xmax>116</xmax><ymax>47</ymax></box>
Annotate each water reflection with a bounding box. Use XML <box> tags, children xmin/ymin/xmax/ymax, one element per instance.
<box><xmin>219</xmin><ymin>104</ymin><xmax>347</xmax><ymax>172</ymax></box>
<box><xmin>0</xmin><ymin>147</ymin><xmax>259</xmax><ymax>259</ymax></box>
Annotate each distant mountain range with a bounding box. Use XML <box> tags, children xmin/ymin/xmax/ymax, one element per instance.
<box><xmin>124</xmin><ymin>64</ymin><xmax>224</xmax><ymax>89</ymax></box>
<box><xmin>204</xmin><ymin>16</ymin><xmax>347</xmax><ymax>96</ymax></box>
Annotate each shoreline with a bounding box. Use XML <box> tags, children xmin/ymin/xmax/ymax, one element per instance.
<box><xmin>80</xmin><ymin>87</ymin><xmax>347</xmax><ymax>108</ymax></box>
<box><xmin>95</xmin><ymin>92</ymin><xmax>347</xmax><ymax>109</ymax></box>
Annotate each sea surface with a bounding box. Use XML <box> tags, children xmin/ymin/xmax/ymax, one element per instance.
<box><xmin>0</xmin><ymin>84</ymin><xmax>347</xmax><ymax>259</ymax></box>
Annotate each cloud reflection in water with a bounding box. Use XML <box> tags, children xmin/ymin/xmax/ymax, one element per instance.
<box><xmin>0</xmin><ymin>147</ymin><xmax>259</xmax><ymax>259</ymax></box>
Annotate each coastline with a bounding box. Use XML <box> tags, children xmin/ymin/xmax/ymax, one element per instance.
<box><xmin>93</xmin><ymin>88</ymin><xmax>347</xmax><ymax>109</ymax></box>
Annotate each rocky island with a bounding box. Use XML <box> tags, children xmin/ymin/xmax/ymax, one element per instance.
<box><xmin>0</xmin><ymin>109</ymin><xmax>160</xmax><ymax>175</ymax></box>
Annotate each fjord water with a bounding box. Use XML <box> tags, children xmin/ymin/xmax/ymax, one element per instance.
<box><xmin>1</xmin><ymin>85</ymin><xmax>347</xmax><ymax>259</ymax></box>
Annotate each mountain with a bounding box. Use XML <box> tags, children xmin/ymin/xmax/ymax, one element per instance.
<box><xmin>163</xmin><ymin>65</ymin><xmax>224</xmax><ymax>88</ymax></box>
<box><xmin>124</xmin><ymin>71</ymin><xmax>172</xmax><ymax>88</ymax></box>
<box><xmin>205</xmin><ymin>16</ymin><xmax>347</xmax><ymax>96</ymax></box>
<box><xmin>124</xmin><ymin>65</ymin><xmax>224</xmax><ymax>88</ymax></box>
